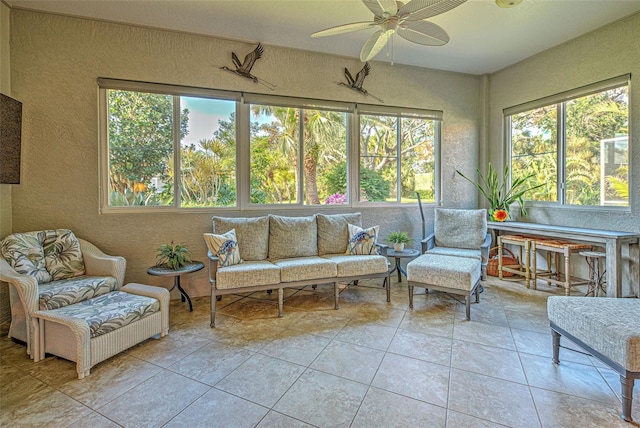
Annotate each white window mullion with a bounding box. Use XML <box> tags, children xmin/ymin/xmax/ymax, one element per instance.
<box><xmin>557</xmin><ymin>102</ymin><xmax>566</xmax><ymax>205</ymax></box>
<box><xmin>237</xmin><ymin>100</ymin><xmax>250</xmax><ymax>209</ymax></box>
<box><xmin>173</xmin><ymin>95</ymin><xmax>181</xmax><ymax>208</ymax></box>
<box><xmin>396</xmin><ymin>116</ymin><xmax>402</xmax><ymax>203</ymax></box>
<box><xmin>350</xmin><ymin>107</ymin><xmax>361</xmax><ymax>206</ymax></box>
<box><xmin>298</xmin><ymin>108</ymin><xmax>304</xmax><ymax>205</ymax></box>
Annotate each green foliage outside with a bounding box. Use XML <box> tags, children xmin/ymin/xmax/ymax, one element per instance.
<box><xmin>511</xmin><ymin>87</ymin><xmax>628</xmax><ymax>206</ymax></box>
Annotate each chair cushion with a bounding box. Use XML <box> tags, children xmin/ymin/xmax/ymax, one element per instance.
<box><xmin>1</xmin><ymin>231</ymin><xmax>51</xmax><ymax>283</ymax></box>
<box><xmin>47</xmin><ymin>291</ymin><xmax>159</xmax><ymax>338</ymax></box>
<box><xmin>426</xmin><ymin>247</ymin><xmax>482</xmax><ymax>261</ymax></box>
<box><xmin>38</xmin><ymin>275</ymin><xmax>118</xmax><ymax>310</ymax></box>
<box><xmin>346</xmin><ymin>224</ymin><xmax>379</xmax><ymax>255</ymax></box>
<box><xmin>213</xmin><ymin>216</ymin><xmax>269</xmax><ymax>261</ymax></box>
<box><xmin>321</xmin><ymin>254</ymin><xmax>388</xmax><ymax>277</ymax></box>
<box><xmin>203</xmin><ymin>230</ymin><xmax>242</xmax><ymax>267</ymax></box>
<box><xmin>273</xmin><ymin>256</ymin><xmax>337</xmax><ymax>283</ymax></box>
<box><xmin>434</xmin><ymin>208</ymin><xmax>487</xmax><ymax>250</ymax></box>
<box><xmin>316</xmin><ymin>213</ymin><xmax>362</xmax><ymax>256</ymax></box>
<box><xmin>548</xmin><ymin>296</ymin><xmax>640</xmax><ymax>372</ymax></box>
<box><xmin>43</xmin><ymin>229</ymin><xmax>85</xmax><ymax>281</ymax></box>
<box><xmin>216</xmin><ymin>261</ymin><xmax>281</xmax><ymax>290</ymax></box>
<box><xmin>269</xmin><ymin>215</ymin><xmax>318</xmax><ymax>260</ymax></box>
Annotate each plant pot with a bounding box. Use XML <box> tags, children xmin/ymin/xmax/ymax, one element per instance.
<box><xmin>393</xmin><ymin>243</ymin><xmax>405</xmax><ymax>252</ymax></box>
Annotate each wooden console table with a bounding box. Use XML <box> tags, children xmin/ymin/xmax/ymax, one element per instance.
<box><xmin>488</xmin><ymin>221</ymin><xmax>639</xmax><ymax>298</ymax></box>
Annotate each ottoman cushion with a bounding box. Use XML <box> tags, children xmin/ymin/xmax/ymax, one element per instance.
<box><xmin>45</xmin><ymin>290</ymin><xmax>160</xmax><ymax>338</ymax></box>
<box><xmin>547</xmin><ymin>296</ymin><xmax>640</xmax><ymax>372</ymax></box>
<box><xmin>407</xmin><ymin>254</ymin><xmax>480</xmax><ymax>291</ymax></box>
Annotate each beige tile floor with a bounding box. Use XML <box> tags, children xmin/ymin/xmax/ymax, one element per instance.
<box><xmin>1</xmin><ymin>276</ymin><xmax>637</xmax><ymax>427</ymax></box>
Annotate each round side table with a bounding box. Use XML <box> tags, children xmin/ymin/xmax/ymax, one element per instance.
<box><xmin>387</xmin><ymin>249</ymin><xmax>421</xmax><ymax>283</ymax></box>
<box><xmin>147</xmin><ymin>261</ymin><xmax>204</xmax><ymax>312</ymax></box>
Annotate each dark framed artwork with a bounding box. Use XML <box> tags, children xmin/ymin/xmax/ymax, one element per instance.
<box><xmin>0</xmin><ymin>93</ymin><xmax>22</xmax><ymax>184</ymax></box>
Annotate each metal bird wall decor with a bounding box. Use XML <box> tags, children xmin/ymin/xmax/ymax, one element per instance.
<box><xmin>338</xmin><ymin>62</ymin><xmax>384</xmax><ymax>103</ymax></box>
<box><xmin>220</xmin><ymin>43</ymin><xmax>276</xmax><ymax>90</ymax></box>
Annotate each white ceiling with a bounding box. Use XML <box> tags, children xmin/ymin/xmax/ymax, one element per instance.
<box><xmin>6</xmin><ymin>0</ymin><xmax>640</xmax><ymax>74</ymax></box>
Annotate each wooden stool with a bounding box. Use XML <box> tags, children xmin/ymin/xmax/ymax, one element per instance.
<box><xmin>579</xmin><ymin>250</ymin><xmax>606</xmax><ymax>297</ymax></box>
<box><xmin>531</xmin><ymin>239</ymin><xmax>592</xmax><ymax>295</ymax></box>
<box><xmin>498</xmin><ymin>234</ymin><xmax>533</xmax><ymax>287</ymax></box>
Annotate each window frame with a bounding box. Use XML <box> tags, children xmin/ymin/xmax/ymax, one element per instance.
<box><xmin>504</xmin><ymin>74</ymin><xmax>631</xmax><ymax>210</ymax></box>
<box><xmin>98</xmin><ymin>78</ymin><xmax>442</xmax><ymax>213</ymax></box>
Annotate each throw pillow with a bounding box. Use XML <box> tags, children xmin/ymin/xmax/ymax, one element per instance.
<box><xmin>346</xmin><ymin>224</ymin><xmax>379</xmax><ymax>255</ymax></box>
<box><xmin>203</xmin><ymin>229</ymin><xmax>242</xmax><ymax>267</ymax></box>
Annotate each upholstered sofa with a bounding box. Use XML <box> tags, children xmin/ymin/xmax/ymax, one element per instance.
<box><xmin>0</xmin><ymin>229</ymin><xmax>126</xmax><ymax>356</ymax></box>
<box><xmin>205</xmin><ymin>213</ymin><xmax>390</xmax><ymax>326</ymax></box>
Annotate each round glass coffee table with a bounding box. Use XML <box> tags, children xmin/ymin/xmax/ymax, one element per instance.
<box><xmin>147</xmin><ymin>261</ymin><xmax>204</xmax><ymax>312</ymax></box>
<box><xmin>387</xmin><ymin>248</ymin><xmax>421</xmax><ymax>282</ymax></box>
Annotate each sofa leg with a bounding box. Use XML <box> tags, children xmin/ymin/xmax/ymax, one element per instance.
<box><xmin>210</xmin><ymin>291</ymin><xmax>217</xmax><ymax>328</ymax></box>
<box><xmin>386</xmin><ymin>275</ymin><xmax>391</xmax><ymax>302</ymax></box>
<box><xmin>621</xmin><ymin>375</ymin><xmax>634</xmax><ymax>422</ymax></box>
<box><xmin>551</xmin><ymin>329</ymin><xmax>560</xmax><ymax>364</ymax></box>
<box><xmin>465</xmin><ymin>295</ymin><xmax>471</xmax><ymax>321</ymax></box>
<box><xmin>334</xmin><ymin>283</ymin><xmax>339</xmax><ymax>310</ymax></box>
<box><xmin>408</xmin><ymin>284</ymin><xmax>414</xmax><ymax>309</ymax></box>
<box><xmin>278</xmin><ymin>289</ymin><xmax>284</xmax><ymax>317</ymax></box>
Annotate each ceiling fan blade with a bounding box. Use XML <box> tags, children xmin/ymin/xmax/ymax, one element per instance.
<box><xmin>362</xmin><ymin>0</ymin><xmax>398</xmax><ymax>18</ymax></box>
<box><xmin>399</xmin><ymin>0</ymin><xmax>467</xmax><ymax>21</ymax></box>
<box><xmin>397</xmin><ymin>20</ymin><xmax>449</xmax><ymax>45</ymax></box>
<box><xmin>360</xmin><ymin>30</ymin><xmax>391</xmax><ymax>61</ymax></box>
<box><xmin>311</xmin><ymin>21</ymin><xmax>376</xmax><ymax>38</ymax></box>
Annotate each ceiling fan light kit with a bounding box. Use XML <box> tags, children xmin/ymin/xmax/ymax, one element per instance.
<box><xmin>311</xmin><ymin>0</ymin><xmax>468</xmax><ymax>62</ymax></box>
<box><xmin>495</xmin><ymin>0</ymin><xmax>523</xmax><ymax>8</ymax></box>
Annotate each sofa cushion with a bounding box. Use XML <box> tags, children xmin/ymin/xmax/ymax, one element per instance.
<box><xmin>426</xmin><ymin>247</ymin><xmax>481</xmax><ymax>261</ymax></box>
<box><xmin>212</xmin><ymin>216</ymin><xmax>269</xmax><ymax>261</ymax></box>
<box><xmin>1</xmin><ymin>231</ymin><xmax>51</xmax><ymax>283</ymax></box>
<box><xmin>346</xmin><ymin>224</ymin><xmax>379</xmax><ymax>255</ymax></box>
<box><xmin>273</xmin><ymin>256</ymin><xmax>337</xmax><ymax>283</ymax></box>
<box><xmin>38</xmin><ymin>275</ymin><xmax>119</xmax><ymax>310</ymax></box>
<box><xmin>321</xmin><ymin>254</ymin><xmax>388</xmax><ymax>277</ymax></box>
<box><xmin>47</xmin><ymin>290</ymin><xmax>159</xmax><ymax>338</ymax></box>
<box><xmin>216</xmin><ymin>261</ymin><xmax>281</xmax><ymax>290</ymax></box>
<box><xmin>203</xmin><ymin>230</ymin><xmax>242</xmax><ymax>267</ymax></box>
<box><xmin>316</xmin><ymin>213</ymin><xmax>362</xmax><ymax>255</ymax></box>
<box><xmin>269</xmin><ymin>215</ymin><xmax>318</xmax><ymax>260</ymax></box>
<box><xmin>434</xmin><ymin>208</ymin><xmax>487</xmax><ymax>250</ymax></box>
<box><xmin>43</xmin><ymin>229</ymin><xmax>86</xmax><ymax>281</ymax></box>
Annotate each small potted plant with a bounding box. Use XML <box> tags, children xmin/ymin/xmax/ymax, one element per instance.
<box><xmin>387</xmin><ymin>231</ymin><xmax>412</xmax><ymax>252</ymax></box>
<box><xmin>156</xmin><ymin>241</ymin><xmax>192</xmax><ymax>269</ymax></box>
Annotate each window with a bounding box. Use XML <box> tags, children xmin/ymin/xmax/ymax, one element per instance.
<box><xmin>249</xmin><ymin>105</ymin><xmax>348</xmax><ymax>206</ymax></box>
<box><xmin>359</xmin><ymin>113</ymin><xmax>437</xmax><ymax>203</ymax></box>
<box><xmin>99</xmin><ymin>79</ymin><xmax>441</xmax><ymax>211</ymax></box>
<box><xmin>507</xmin><ymin>75</ymin><xmax>629</xmax><ymax>207</ymax></box>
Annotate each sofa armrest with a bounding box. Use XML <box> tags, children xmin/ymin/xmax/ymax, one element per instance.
<box><xmin>207</xmin><ymin>251</ymin><xmax>219</xmax><ymax>283</ymax></box>
<box><xmin>375</xmin><ymin>243</ymin><xmax>388</xmax><ymax>257</ymax></box>
<box><xmin>79</xmin><ymin>239</ymin><xmax>127</xmax><ymax>287</ymax></box>
<box><xmin>421</xmin><ymin>233</ymin><xmax>435</xmax><ymax>253</ymax></box>
<box><xmin>0</xmin><ymin>257</ymin><xmax>39</xmax><ymax>315</ymax></box>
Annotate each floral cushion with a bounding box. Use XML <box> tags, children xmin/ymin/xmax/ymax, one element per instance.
<box><xmin>203</xmin><ymin>230</ymin><xmax>242</xmax><ymax>267</ymax></box>
<box><xmin>346</xmin><ymin>224</ymin><xmax>379</xmax><ymax>255</ymax></box>
<box><xmin>38</xmin><ymin>275</ymin><xmax>118</xmax><ymax>310</ymax></box>
<box><xmin>1</xmin><ymin>231</ymin><xmax>51</xmax><ymax>283</ymax></box>
<box><xmin>49</xmin><ymin>291</ymin><xmax>160</xmax><ymax>338</ymax></box>
<box><xmin>43</xmin><ymin>229</ymin><xmax>86</xmax><ymax>280</ymax></box>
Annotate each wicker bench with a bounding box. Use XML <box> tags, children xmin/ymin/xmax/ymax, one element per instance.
<box><xmin>407</xmin><ymin>254</ymin><xmax>481</xmax><ymax>320</ymax></box>
<box><xmin>548</xmin><ymin>296</ymin><xmax>640</xmax><ymax>422</ymax></box>
<box><xmin>32</xmin><ymin>283</ymin><xmax>169</xmax><ymax>379</ymax></box>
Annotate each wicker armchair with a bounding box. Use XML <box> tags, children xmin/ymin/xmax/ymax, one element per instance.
<box><xmin>0</xmin><ymin>229</ymin><xmax>125</xmax><ymax>356</ymax></box>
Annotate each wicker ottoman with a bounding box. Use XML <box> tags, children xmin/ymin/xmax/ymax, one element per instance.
<box><xmin>548</xmin><ymin>296</ymin><xmax>640</xmax><ymax>422</ymax></box>
<box><xmin>31</xmin><ymin>283</ymin><xmax>169</xmax><ymax>379</ymax></box>
<box><xmin>407</xmin><ymin>254</ymin><xmax>481</xmax><ymax>320</ymax></box>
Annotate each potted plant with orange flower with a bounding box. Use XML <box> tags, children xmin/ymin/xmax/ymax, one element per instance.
<box><xmin>456</xmin><ymin>163</ymin><xmax>544</xmax><ymax>222</ymax></box>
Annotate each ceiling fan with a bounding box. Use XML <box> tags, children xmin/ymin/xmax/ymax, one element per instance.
<box><xmin>311</xmin><ymin>0</ymin><xmax>468</xmax><ymax>62</ymax></box>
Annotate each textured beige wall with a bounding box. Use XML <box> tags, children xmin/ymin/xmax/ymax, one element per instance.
<box><xmin>9</xmin><ymin>10</ymin><xmax>480</xmax><ymax>298</ymax></box>
<box><xmin>0</xmin><ymin>2</ymin><xmax>12</xmax><ymax>324</ymax></box>
<box><xmin>488</xmin><ymin>12</ymin><xmax>640</xmax><ymax>296</ymax></box>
